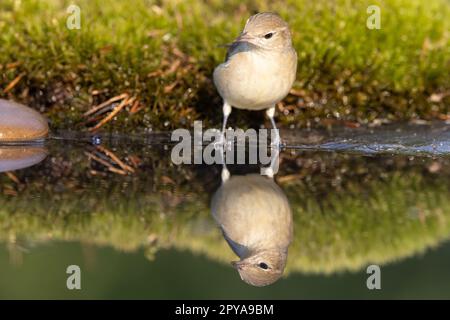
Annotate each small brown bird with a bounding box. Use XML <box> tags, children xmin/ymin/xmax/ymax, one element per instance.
<box><xmin>211</xmin><ymin>172</ymin><xmax>293</xmax><ymax>286</ymax></box>
<box><xmin>213</xmin><ymin>12</ymin><xmax>297</xmax><ymax>146</ymax></box>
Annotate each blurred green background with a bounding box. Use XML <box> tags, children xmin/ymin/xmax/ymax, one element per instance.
<box><xmin>1</xmin><ymin>241</ymin><xmax>450</xmax><ymax>299</ymax></box>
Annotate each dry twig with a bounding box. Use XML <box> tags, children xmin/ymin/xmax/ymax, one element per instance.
<box><xmin>84</xmin><ymin>151</ymin><xmax>127</xmax><ymax>175</ymax></box>
<box><xmin>95</xmin><ymin>145</ymin><xmax>135</xmax><ymax>173</ymax></box>
<box><xmin>5</xmin><ymin>172</ymin><xmax>20</xmax><ymax>184</ymax></box>
<box><xmin>84</xmin><ymin>93</ymin><xmax>129</xmax><ymax>117</ymax></box>
<box><xmin>4</xmin><ymin>73</ymin><xmax>25</xmax><ymax>93</ymax></box>
<box><xmin>88</xmin><ymin>95</ymin><xmax>134</xmax><ymax>132</ymax></box>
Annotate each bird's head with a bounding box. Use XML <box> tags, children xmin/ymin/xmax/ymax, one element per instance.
<box><xmin>236</xmin><ymin>12</ymin><xmax>293</xmax><ymax>51</ymax></box>
<box><xmin>231</xmin><ymin>249</ymin><xmax>288</xmax><ymax>287</ymax></box>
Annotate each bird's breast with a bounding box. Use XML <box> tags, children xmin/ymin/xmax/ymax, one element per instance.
<box><xmin>211</xmin><ymin>175</ymin><xmax>293</xmax><ymax>256</ymax></box>
<box><xmin>214</xmin><ymin>49</ymin><xmax>297</xmax><ymax>110</ymax></box>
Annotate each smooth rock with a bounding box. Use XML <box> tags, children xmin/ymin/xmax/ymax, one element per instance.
<box><xmin>0</xmin><ymin>99</ymin><xmax>48</xmax><ymax>142</ymax></box>
<box><xmin>0</xmin><ymin>146</ymin><xmax>47</xmax><ymax>172</ymax></box>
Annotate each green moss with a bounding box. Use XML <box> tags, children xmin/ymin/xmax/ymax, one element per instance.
<box><xmin>0</xmin><ymin>0</ymin><xmax>449</xmax><ymax>132</ymax></box>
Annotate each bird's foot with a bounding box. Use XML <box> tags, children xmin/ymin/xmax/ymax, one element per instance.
<box><xmin>270</xmin><ymin>133</ymin><xmax>282</xmax><ymax>149</ymax></box>
<box><xmin>221</xmin><ymin>166</ymin><xmax>230</xmax><ymax>182</ymax></box>
<box><xmin>213</xmin><ymin>131</ymin><xmax>232</xmax><ymax>151</ymax></box>
<box><xmin>261</xmin><ymin>166</ymin><xmax>275</xmax><ymax>178</ymax></box>
<box><xmin>213</xmin><ymin>132</ymin><xmax>225</xmax><ymax>150</ymax></box>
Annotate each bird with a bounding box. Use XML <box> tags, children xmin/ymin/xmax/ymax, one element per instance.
<box><xmin>211</xmin><ymin>171</ymin><xmax>293</xmax><ymax>286</ymax></box>
<box><xmin>213</xmin><ymin>12</ymin><xmax>297</xmax><ymax>147</ymax></box>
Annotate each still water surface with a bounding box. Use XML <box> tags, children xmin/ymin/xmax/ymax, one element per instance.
<box><xmin>1</xmin><ymin>124</ymin><xmax>450</xmax><ymax>298</ymax></box>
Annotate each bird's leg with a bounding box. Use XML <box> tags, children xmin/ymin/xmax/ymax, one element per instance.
<box><xmin>222</xmin><ymin>101</ymin><xmax>232</xmax><ymax>135</ymax></box>
<box><xmin>222</xmin><ymin>101</ymin><xmax>232</xmax><ymax>149</ymax></box>
<box><xmin>217</xmin><ymin>141</ymin><xmax>230</xmax><ymax>183</ymax></box>
<box><xmin>261</xmin><ymin>139</ymin><xmax>280</xmax><ymax>178</ymax></box>
<box><xmin>266</xmin><ymin>106</ymin><xmax>281</xmax><ymax>148</ymax></box>
<box><xmin>215</xmin><ymin>102</ymin><xmax>232</xmax><ymax>176</ymax></box>
<box><xmin>221</xmin><ymin>162</ymin><xmax>230</xmax><ymax>183</ymax></box>
<box><xmin>260</xmin><ymin>106</ymin><xmax>281</xmax><ymax>177</ymax></box>
<box><xmin>215</xmin><ymin>101</ymin><xmax>232</xmax><ymax>149</ymax></box>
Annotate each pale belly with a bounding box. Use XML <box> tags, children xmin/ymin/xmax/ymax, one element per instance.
<box><xmin>211</xmin><ymin>174</ymin><xmax>293</xmax><ymax>252</ymax></box>
<box><xmin>213</xmin><ymin>50</ymin><xmax>296</xmax><ymax>111</ymax></box>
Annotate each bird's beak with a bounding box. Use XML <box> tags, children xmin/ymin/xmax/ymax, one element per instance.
<box><xmin>236</xmin><ymin>32</ymin><xmax>255</xmax><ymax>43</ymax></box>
<box><xmin>231</xmin><ymin>260</ymin><xmax>242</xmax><ymax>269</ymax></box>
<box><xmin>231</xmin><ymin>261</ymin><xmax>246</xmax><ymax>281</ymax></box>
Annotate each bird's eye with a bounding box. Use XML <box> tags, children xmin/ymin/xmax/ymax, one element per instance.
<box><xmin>259</xmin><ymin>262</ymin><xmax>269</xmax><ymax>270</ymax></box>
<box><xmin>264</xmin><ymin>33</ymin><xmax>273</xmax><ymax>39</ymax></box>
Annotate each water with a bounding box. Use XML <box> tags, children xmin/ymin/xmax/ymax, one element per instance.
<box><xmin>1</xmin><ymin>123</ymin><xmax>450</xmax><ymax>298</ymax></box>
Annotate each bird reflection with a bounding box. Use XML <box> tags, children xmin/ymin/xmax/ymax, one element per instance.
<box><xmin>0</xmin><ymin>145</ymin><xmax>47</xmax><ymax>173</ymax></box>
<box><xmin>211</xmin><ymin>167</ymin><xmax>293</xmax><ymax>286</ymax></box>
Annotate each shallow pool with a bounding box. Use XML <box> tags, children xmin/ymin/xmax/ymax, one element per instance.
<box><xmin>1</xmin><ymin>124</ymin><xmax>450</xmax><ymax>298</ymax></box>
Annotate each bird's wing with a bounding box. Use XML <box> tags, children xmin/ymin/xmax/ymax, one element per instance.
<box><xmin>224</xmin><ymin>41</ymin><xmax>258</xmax><ymax>62</ymax></box>
<box><xmin>225</xmin><ymin>41</ymin><xmax>241</xmax><ymax>61</ymax></box>
<box><xmin>221</xmin><ymin>226</ymin><xmax>248</xmax><ymax>258</ymax></box>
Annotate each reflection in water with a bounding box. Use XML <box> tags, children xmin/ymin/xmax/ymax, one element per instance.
<box><xmin>0</xmin><ymin>145</ymin><xmax>47</xmax><ymax>172</ymax></box>
<box><xmin>1</xmin><ymin>130</ymin><xmax>450</xmax><ymax>294</ymax></box>
<box><xmin>211</xmin><ymin>169</ymin><xmax>293</xmax><ymax>286</ymax></box>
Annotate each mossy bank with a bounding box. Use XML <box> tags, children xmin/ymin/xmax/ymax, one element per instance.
<box><xmin>0</xmin><ymin>0</ymin><xmax>449</xmax><ymax>133</ymax></box>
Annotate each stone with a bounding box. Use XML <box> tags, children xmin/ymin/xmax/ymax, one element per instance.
<box><xmin>0</xmin><ymin>146</ymin><xmax>47</xmax><ymax>172</ymax></box>
<box><xmin>0</xmin><ymin>99</ymin><xmax>49</xmax><ymax>142</ymax></box>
